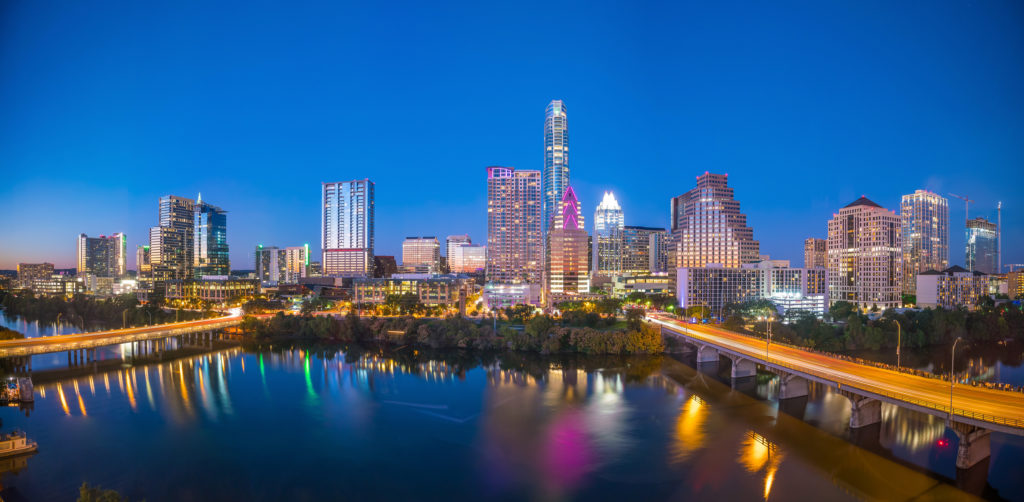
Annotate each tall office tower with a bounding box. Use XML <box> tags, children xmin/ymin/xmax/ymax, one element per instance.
<box><xmin>402</xmin><ymin>237</ymin><xmax>441</xmax><ymax>273</ymax></box>
<box><xmin>621</xmin><ymin>226</ymin><xmax>667</xmax><ymax>275</ymax></box>
<box><xmin>900</xmin><ymin>190</ymin><xmax>949</xmax><ymax>294</ymax></box>
<box><xmin>966</xmin><ymin>217</ymin><xmax>998</xmax><ymax>274</ymax></box>
<box><xmin>446</xmin><ymin>235</ymin><xmax>471</xmax><ymax>263</ymax></box>
<box><xmin>450</xmin><ymin>244</ymin><xmax>487</xmax><ymax>273</ymax></box>
<box><xmin>136</xmin><ymin>245</ymin><xmax>151</xmax><ymax>278</ymax></box>
<box><xmin>592</xmin><ymin>191</ymin><xmax>624</xmax><ymax>277</ymax></box>
<box><xmin>76</xmin><ymin>233</ymin><xmax>127</xmax><ymax>277</ymax></box>
<box><xmin>149</xmin><ymin>195</ymin><xmax>196</xmax><ymax>283</ymax></box>
<box><xmin>803</xmin><ymin>238</ymin><xmax>827</xmax><ymax>269</ymax></box>
<box><xmin>284</xmin><ymin>245</ymin><xmax>309</xmax><ymax>283</ymax></box>
<box><xmin>543</xmin><ymin>100</ymin><xmax>570</xmax><ymax>232</ymax></box>
<box><xmin>547</xmin><ymin>187</ymin><xmax>589</xmax><ymax>296</ymax></box>
<box><xmin>322</xmin><ymin>179</ymin><xmax>375</xmax><ymax>277</ymax></box>
<box><xmin>827</xmin><ymin>197</ymin><xmax>903</xmax><ymax>310</ymax></box>
<box><xmin>193</xmin><ymin>196</ymin><xmax>229</xmax><ymax>278</ymax></box>
<box><xmin>255</xmin><ymin>245</ymin><xmax>284</xmax><ymax>284</ymax></box>
<box><xmin>486</xmin><ymin>166</ymin><xmax>542</xmax><ymax>284</ymax></box>
<box><xmin>670</xmin><ymin>173</ymin><xmax>760</xmax><ymax>268</ymax></box>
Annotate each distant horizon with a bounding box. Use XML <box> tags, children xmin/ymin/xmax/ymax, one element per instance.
<box><xmin>2</xmin><ymin>1</ymin><xmax>1021</xmax><ymax>270</ymax></box>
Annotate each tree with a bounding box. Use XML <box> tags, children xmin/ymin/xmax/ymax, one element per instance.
<box><xmin>625</xmin><ymin>307</ymin><xmax>645</xmax><ymax>331</ymax></box>
<box><xmin>77</xmin><ymin>483</ymin><xmax>135</xmax><ymax>502</ymax></box>
<box><xmin>828</xmin><ymin>301</ymin><xmax>856</xmax><ymax>322</ymax></box>
<box><xmin>505</xmin><ymin>304</ymin><xmax>535</xmax><ymax>324</ymax></box>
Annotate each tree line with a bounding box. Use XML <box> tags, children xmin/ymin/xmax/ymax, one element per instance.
<box><xmin>0</xmin><ymin>291</ymin><xmax>213</xmax><ymax>329</ymax></box>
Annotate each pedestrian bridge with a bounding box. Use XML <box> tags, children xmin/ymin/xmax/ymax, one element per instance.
<box><xmin>647</xmin><ymin>312</ymin><xmax>1024</xmax><ymax>470</ymax></box>
<box><xmin>0</xmin><ymin>315</ymin><xmax>242</xmax><ymax>359</ymax></box>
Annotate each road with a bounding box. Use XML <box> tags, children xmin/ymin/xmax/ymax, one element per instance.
<box><xmin>648</xmin><ymin>312</ymin><xmax>1024</xmax><ymax>433</ymax></box>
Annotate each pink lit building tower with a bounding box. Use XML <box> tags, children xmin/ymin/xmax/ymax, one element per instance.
<box><xmin>546</xmin><ymin>186</ymin><xmax>590</xmax><ymax>297</ymax></box>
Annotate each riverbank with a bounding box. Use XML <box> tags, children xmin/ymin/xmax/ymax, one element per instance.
<box><xmin>0</xmin><ymin>291</ymin><xmax>214</xmax><ymax>328</ymax></box>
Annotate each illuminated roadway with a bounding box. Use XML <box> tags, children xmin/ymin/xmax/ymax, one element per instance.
<box><xmin>647</xmin><ymin>312</ymin><xmax>1024</xmax><ymax>435</ymax></box>
<box><xmin>0</xmin><ymin>315</ymin><xmax>243</xmax><ymax>358</ymax></box>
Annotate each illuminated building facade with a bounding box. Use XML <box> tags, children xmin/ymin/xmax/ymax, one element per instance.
<box><xmin>16</xmin><ymin>263</ymin><xmax>54</xmax><ymax>288</ymax></box>
<box><xmin>1007</xmin><ymin>271</ymin><xmax>1024</xmax><ymax>300</ymax></box>
<box><xmin>670</xmin><ymin>173</ymin><xmax>759</xmax><ymax>268</ymax></box>
<box><xmin>827</xmin><ymin>197</ymin><xmax>902</xmax><ymax>310</ymax></box>
<box><xmin>621</xmin><ymin>226</ymin><xmax>667</xmax><ymax>275</ymax></box>
<box><xmin>483</xmin><ymin>283</ymin><xmax>542</xmax><ymax>309</ymax></box>
<box><xmin>402</xmin><ymin>237</ymin><xmax>441</xmax><ymax>274</ymax></box>
<box><xmin>486</xmin><ymin>166</ymin><xmax>542</xmax><ymax>285</ymax></box>
<box><xmin>966</xmin><ymin>217</ymin><xmax>998</xmax><ymax>274</ymax></box>
<box><xmin>676</xmin><ymin>261</ymin><xmax>828</xmax><ymax>317</ymax></box>
<box><xmin>76</xmin><ymin>233</ymin><xmax>127</xmax><ymax>278</ymax></box>
<box><xmin>450</xmin><ymin>244</ymin><xmax>486</xmax><ymax>273</ymax></box>
<box><xmin>803</xmin><ymin>238</ymin><xmax>826</xmax><ymax>269</ymax></box>
<box><xmin>149</xmin><ymin>195</ymin><xmax>195</xmax><ymax>284</ymax></box>
<box><xmin>446</xmin><ymin>235</ymin><xmax>471</xmax><ymax>266</ymax></box>
<box><xmin>322</xmin><ymin>179</ymin><xmax>375</xmax><ymax>277</ymax></box>
<box><xmin>916</xmin><ymin>266</ymin><xmax>988</xmax><ymax>309</ymax></box>
<box><xmin>193</xmin><ymin>197</ymin><xmax>229</xmax><ymax>278</ymax></box>
<box><xmin>900</xmin><ymin>190</ymin><xmax>948</xmax><ymax>294</ymax></box>
<box><xmin>255</xmin><ymin>245</ymin><xmax>284</xmax><ymax>285</ymax></box>
<box><xmin>352</xmin><ymin>276</ymin><xmax>470</xmax><ymax>306</ymax></box>
<box><xmin>592</xmin><ymin>191</ymin><xmax>624</xmax><ymax>277</ymax></box>
<box><xmin>136</xmin><ymin>245</ymin><xmax>151</xmax><ymax>277</ymax></box>
<box><xmin>283</xmin><ymin>245</ymin><xmax>309</xmax><ymax>283</ymax></box>
<box><xmin>543</xmin><ymin>100</ymin><xmax>569</xmax><ymax>233</ymax></box>
<box><xmin>165</xmin><ymin>278</ymin><xmax>259</xmax><ymax>303</ymax></box>
<box><xmin>546</xmin><ymin>186</ymin><xmax>589</xmax><ymax>297</ymax></box>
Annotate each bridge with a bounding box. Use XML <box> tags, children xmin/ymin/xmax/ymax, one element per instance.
<box><xmin>647</xmin><ymin>312</ymin><xmax>1024</xmax><ymax>470</ymax></box>
<box><xmin>0</xmin><ymin>315</ymin><xmax>243</xmax><ymax>368</ymax></box>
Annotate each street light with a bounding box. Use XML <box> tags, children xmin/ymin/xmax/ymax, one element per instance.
<box><xmin>891</xmin><ymin>319</ymin><xmax>901</xmax><ymax>369</ymax></box>
<box><xmin>949</xmin><ymin>336</ymin><xmax>964</xmax><ymax>421</ymax></box>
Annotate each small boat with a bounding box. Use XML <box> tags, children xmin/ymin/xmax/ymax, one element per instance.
<box><xmin>0</xmin><ymin>431</ymin><xmax>37</xmax><ymax>458</ymax></box>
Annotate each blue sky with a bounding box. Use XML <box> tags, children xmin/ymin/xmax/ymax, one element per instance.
<box><xmin>2</xmin><ymin>1</ymin><xmax>1022</xmax><ymax>270</ymax></box>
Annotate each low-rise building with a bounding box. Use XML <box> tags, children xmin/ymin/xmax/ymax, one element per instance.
<box><xmin>16</xmin><ymin>263</ymin><xmax>54</xmax><ymax>288</ymax></box>
<box><xmin>916</xmin><ymin>266</ymin><xmax>988</xmax><ymax>310</ymax></box>
<box><xmin>483</xmin><ymin>283</ymin><xmax>542</xmax><ymax>309</ymax></box>
<box><xmin>1009</xmin><ymin>271</ymin><xmax>1024</xmax><ymax>300</ymax></box>
<box><xmin>611</xmin><ymin>273</ymin><xmax>674</xmax><ymax>297</ymax></box>
<box><xmin>676</xmin><ymin>260</ymin><xmax>829</xmax><ymax>318</ymax></box>
<box><xmin>165</xmin><ymin>278</ymin><xmax>259</xmax><ymax>303</ymax></box>
<box><xmin>352</xmin><ymin>275</ymin><xmax>471</xmax><ymax>306</ymax></box>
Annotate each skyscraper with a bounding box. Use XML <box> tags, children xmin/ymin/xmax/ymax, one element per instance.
<box><xmin>136</xmin><ymin>245</ymin><xmax>151</xmax><ymax>277</ymax></box>
<box><xmin>621</xmin><ymin>226</ymin><xmax>667</xmax><ymax>275</ymax></box>
<box><xmin>486</xmin><ymin>166</ymin><xmax>542</xmax><ymax>284</ymax></box>
<box><xmin>255</xmin><ymin>245</ymin><xmax>284</xmax><ymax>284</ymax></box>
<box><xmin>827</xmin><ymin>197</ymin><xmax>903</xmax><ymax>310</ymax></box>
<box><xmin>283</xmin><ymin>245</ymin><xmax>309</xmax><ymax>283</ymax></box>
<box><xmin>193</xmin><ymin>196</ymin><xmax>229</xmax><ymax>278</ymax></box>
<box><xmin>322</xmin><ymin>179</ymin><xmax>375</xmax><ymax>277</ymax></box>
<box><xmin>449</xmin><ymin>244</ymin><xmax>486</xmax><ymax>273</ymax></box>
<box><xmin>900</xmin><ymin>190</ymin><xmax>948</xmax><ymax>294</ymax></box>
<box><xmin>402</xmin><ymin>237</ymin><xmax>441</xmax><ymax>274</ymax></box>
<box><xmin>543</xmin><ymin>100</ymin><xmax>569</xmax><ymax>232</ymax></box>
<box><xmin>592</xmin><ymin>191</ymin><xmax>624</xmax><ymax>277</ymax></box>
<box><xmin>547</xmin><ymin>186</ymin><xmax>589</xmax><ymax>297</ymax></box>
<box><xmin>804</xmin><ymin>238</ymin><xmax>827</xmax><ymax>269</ymax></box>
<box><xmin>445</xmin><ymin>234</ymin><xmax>471</xmax><ymax>272</ymax></box>
<box><xmin>149</xmin><ymin>195</ymin><xmax>196</xmax><ymax>284</ymax></box>
<box><xmin>966</xmin><ymin>217</ymin><xmax>998</xmax><ymax>274</ymax></box>
<box><xmin>670</xmin><ymin>173</ymin><xmax>759</xmax><ymax>268</ymax></box>
<box><xmin>76</xmin><ymin>233</ymin><xmax>127</xmax><ymax>277</ymax></box>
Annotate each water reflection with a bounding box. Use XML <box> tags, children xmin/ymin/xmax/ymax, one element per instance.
<box><xmin>738</xmin><ymin>431</ymin><xmax>784</xmax><ymax>500</ymax></box>
<box><xmin>671</xmin><ymin>394</ymin><xmax>707</xmax><ymax>462</ymax></box>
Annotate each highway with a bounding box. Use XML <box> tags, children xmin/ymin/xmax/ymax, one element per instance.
<box><xmin>0</xmin><ymin>315</ymin><xmax>243</xmax><ymax>357</ymax></box>
<box><xmin>648</xmin><ymin>312</ymin><xmax>1024</xmax><ymax>434</ymax></box>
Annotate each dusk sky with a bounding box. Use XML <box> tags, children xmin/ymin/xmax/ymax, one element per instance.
<box><xmin>2</xmin><ymin>1</ymin><xmax>1022</xmax><ymax>270</ymax></box>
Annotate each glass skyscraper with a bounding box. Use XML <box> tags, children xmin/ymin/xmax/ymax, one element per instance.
<box><xmin>592</xmin><ymin>191</ymin><xmax>624</xmax><ymax>277</ymax></box>
<box><xmin>76</xmin><ymin>233</ymin><xmax>127</xmax><ymax>278</ymax></box>
<box><xmin>900</xmin><ymin>190</ymin><xmax>948</xmax><ymax>294</ymax></box>
<box><xmin>966</xmin><ymin>217</ymin><xmax>998</xmax><ymax>274</ymax></box>
<box><xmin>193</xmin><ymin>196</ymin><xmax>230</xmax><ymax>278</ymax></box>
<box><xmin>322</xmin><ymin>179</ymin><xmax>375</xmax><ymax>277</ymax></box>
<box><xmin>543</xmin><ymin>100</ymin><xmax>569</xmax><ymax>233</ymax></box>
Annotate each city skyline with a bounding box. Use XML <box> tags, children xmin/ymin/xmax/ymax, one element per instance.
<box><xmin>2</xmin><ymin>2</ymin><xmax>1023</xmax><ymax>270</ymax></box>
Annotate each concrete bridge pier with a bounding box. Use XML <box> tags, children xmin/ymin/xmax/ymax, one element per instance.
<box><xmin>726</xmin><ymin>355</ymin><xmax>757</xmax><ymax>379</ymax></box>
<box><xmin>952</xmin><ymin>422</ymin><xmax>991</xmax><ymax>470</ymax></box>
<box><xmin>841</xmin><ymin>391</ymin><xmax>881</xmax><ymax>429</ymax></box>
<box><xmin>778</xmin><ymin>374</ymin><xmax>809</xmax><ymax>400</ymax></box>
<box><xmin>695</xmin><ymin>344</ymin><xmax>720</xmax><ymax>374</ymax></box>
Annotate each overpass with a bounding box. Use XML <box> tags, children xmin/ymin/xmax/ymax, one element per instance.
<box><xmin>647</xmin><ymin>312</ymin><xmax>1024</xmax><ymax>470</ymax></box>
<box><xmin>0</xmin><ymin>315</ymin><xmax>242</xmax><ymax>366</ymax></box>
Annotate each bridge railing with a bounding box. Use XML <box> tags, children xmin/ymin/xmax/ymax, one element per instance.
<box><xmin>659</xmin><ymin>320</ymin><xmax>1024</xmax><ymax>430</ymax></box>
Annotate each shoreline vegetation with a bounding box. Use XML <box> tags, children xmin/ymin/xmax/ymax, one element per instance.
<box><xmin>0</xmin><ymin>291</ymin><xmax>214</xmax><ymax>329</ymax></box>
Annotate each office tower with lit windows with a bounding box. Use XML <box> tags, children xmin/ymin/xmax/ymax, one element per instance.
<box><xmin>592</xmin><ymin>191</ymin><xmax>624</xmax><ymax>277</ymax></box>
<box><xmin>284</xmin><ymin>245</ymin><xmax>309</xmax><ymax>283</ymax></box>
<box><xmin>450</xmin><ymin>244</ymin><xmax>486</xmax><ymax>273</ymax></box>
<box><xmin>136</xmin><ymin>245</ymin><xmax>151</xmax><ymax>277</ymax></box>
<box><xmin>193</xmin><ymin>196</ymin><xmax>229</xmax><ymax>278</ymax></box>
<box><xmin>670</xmin><ymin>172</ymin><xmax>759</xmax><ymax>268</ymax></box>
<box><xmin>804</xmin><ymin>238</ymin><xmax>827</xmax><ymax>269</ymax></box>
<box><xmin>486</xmin><ymin>166</ymin><xmax>542</xmax><ymax>285</ymax></box>
<box><xmin>149</xmin><ymin>195</ymin><xmax>196</xmax><ymax>284</ymax></box>
<box><xmin>255</xmin><ymin>245</ymin><xmax>284</xmax><ymax>284</ymax></box>
<box><xmin>76</xmin><ymin>233</ymin><xmax>127</xmax><ymax>278</ymax></box>
<box><xmin>966</xmin><ymin>217</ymin><xmax>998</xmax><ymax>274</ymax></box>
<box><xmin>547</xmin><ymin>187</ymin><xmax>589</xmax><ymax>297</ymax></box>
<box><xmin>402</xmin><ymin>237</ymin><xmax>441</xmax><ymax>274</ymax></box>
<box><xmin>621</xmin><ymin>226</ymin><xmax>667</xmax><ymax>275</ymax></box>
<box><xmin>827</xmin><ymin>197</ymin><xmax>903</xmax><ymax>309</ymax></box>
<box><xmin>446</xmin><ymin>235</ymin><xmax>471</xmax><ymax>264</ymax></box>
<box><xmin>322</xmin><ymin>179</ymin><xmax>375</xmax><ymax>277</ymax></box>
<box><xmin>543</xmin><ymin>100</ymin><xmax>570</xmax><ymax>233</ymax></box>
<box><xmin>900</xmin><ymin>190</ymin><xmax>948</xmax><ymax>294</ymax></box>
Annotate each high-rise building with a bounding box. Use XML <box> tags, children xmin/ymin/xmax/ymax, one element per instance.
<box><xmin>827</xmin><ymin>197</ymin><xmax>902</xmax><ymax>310</ymax></box>
<box><xmin>670</xmin><ymin>173</ymin><xmax>759</xmax><ymax>268</ymax></box>
<box><xmin>450</xmin><ymin>244</ymin><xmax>486</xmax><ymax>273</ymax></box>
<box><xmin>446</xmin><ymin>235</ymin><xmax>471</xmax><ymax>262</ymax></box>
<box><xmin>804</xmin><ymin>238</ymin><xmax>827</xmax><ymax>269</ymax></box>
<box><xmin>486</xmin><ymin>166</ymin><xmax>542</xmax><ymax>284</ymax></box>
<box><xmin>136</xmin><ymin>245</ymin><xmax>151</xmax><ymax>277</ymax></box>
<box><xmin>322</xmin><ymin>179</ymin><xmax>375</xmax><ymax>277</ymax></box>
<box><xmin>149</xmin><ymin>195</ymin><xmax>196</xmax><ymax>284</ymax></box>
<box><xmin>543</xmin><ymin>100</ymin><xmax>569</xmax><ymax>232</ymax></box>
<box><xmin>900</xmin><ymin>190</ymin><xmax>948</xmax><ymax>294</ymax></box>
<box><xmin>402</xmin><ymin>237</ymin><xmax>441</xmax><ymax>274</ymax></box>
<box><xmin>193</xmin><ymin>196</ymin><xmax>229</xmax><ymax>278</ymax></box>
<box><xmin>966</xmin><ymin>217</ymin><xmax>998</xmax><ymax>274</ymax></box>
<box><xmin>255</xmin><ymin>245</ymin><xmax>284</xmax><ymax>285</ymax></box>
<box><xmin>592</xmin><ymin>191</ymin><xmax>624</xmax><ymax>277</ymax></box>
<box><xmin>76</xmin><ymin>233</ymin><xmax>127</xmax><ymax>278</ymax></box>
<box><xmin>621</xmin><ymin>226</ymin><xmax>667</xmax><ymax>275</ymax></box>
<box><xmin>284</xmin><ymin>245</ymin><xmax>309</xmax><ymax>283</ymax></box>
<box><xmin>547</xmin><ymin>187</ymin><xmax>589</xmax><ymax>297</ymax></box>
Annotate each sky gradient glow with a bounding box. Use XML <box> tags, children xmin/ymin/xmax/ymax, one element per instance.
<box><xmin>1</xmin><ymin>1</ymin><xmax>1022</xmax><ymax>270</ymax></box>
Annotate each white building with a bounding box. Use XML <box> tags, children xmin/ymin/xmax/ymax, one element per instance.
<box><xmin>676</xmin><ymin>260</ymin><xmax>829</xmax><ymax>318</ymax></box>
<box><xmin>322</xmin><ymin>179</ymin><xmax>374</xmax><ymax>277</ymax></box>
<box><xmin>827</xmin><ymin>197</ymin><xmax>902</xmax><ymax>310</ymax></box>
<box><xmin>917</xmin><ymin>266</ymin><xmax>988</xmax><ymax>310</ymax></box>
